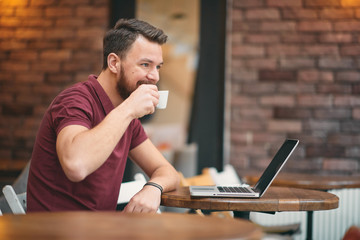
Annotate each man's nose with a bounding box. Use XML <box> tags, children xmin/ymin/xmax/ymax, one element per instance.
<box><xmin>146</xmin><ymin>67</ymin><xmax>160</xmax><ymax>83</ymax></box>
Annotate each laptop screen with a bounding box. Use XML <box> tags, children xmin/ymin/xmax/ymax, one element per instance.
<box><xmin>253</xmin><ymin>139</ymin><xmax>299</xmax><ymax>196</ymax></box>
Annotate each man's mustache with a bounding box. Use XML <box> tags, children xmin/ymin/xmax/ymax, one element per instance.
<box><xmin>136</xmin><ymin>80</ymin><xmax>157</xmax><ymax>87</ymax></box>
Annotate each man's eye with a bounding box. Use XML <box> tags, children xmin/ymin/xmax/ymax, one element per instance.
<box><xmin>156</xmin><ymin>65</ymin><xmax>162</xmax><ymax>70</ymax></box>
<box><xmin>141</xmin><ymin>63</ymin><xmax>149</xmax><ymax>67</ymax></box>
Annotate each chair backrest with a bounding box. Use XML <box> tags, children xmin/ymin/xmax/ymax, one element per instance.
<box><xmin>2</xmin><ymin>185</ymin><xmax>26</xmax><ymax>214</ymax></box>
<box><xmin>208</xmin><ymin>164</ymin><xmax>243</xmax><ymax>186</ymax></box>
<box><xmin>178</xmin><ymin>168</ymin><xmax>214</xmax><ymax>187</ymax></box>
<box><xmin>118</xmin><ymin>173</ymin><xmax>161</xmax><ymax>213</ymax></box>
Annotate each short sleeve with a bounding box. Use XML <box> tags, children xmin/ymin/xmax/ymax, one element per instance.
<box><xmin>129</xmin><ymin>119</ymin><xmax>148</xmax><ymax>149</ymax></box>
<box><xmin>50</xmin><ymin>89</ymin><xmax>93</xmax><ymax>135</ymax></box>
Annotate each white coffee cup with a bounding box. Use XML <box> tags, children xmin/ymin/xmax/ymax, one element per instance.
<box><xmin>156</xmin><ymin>90</ymin><xmax>169</xmax><ymax>109</ymax></box>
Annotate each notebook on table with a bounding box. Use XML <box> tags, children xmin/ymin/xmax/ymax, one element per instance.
<box><xmin>189</xmin><ymin>139</ymin><xmax>299</xmax><ymax>198</ymax></box>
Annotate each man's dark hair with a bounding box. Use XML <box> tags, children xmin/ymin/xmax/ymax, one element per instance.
<box><xmin>102</xmin><ymin>18</ymin><xmax>168</xmax><ymax>70</ymax></box>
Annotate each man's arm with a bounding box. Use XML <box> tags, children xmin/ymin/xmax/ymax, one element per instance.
<box><xmin>123</xmin><ymin>139</ymin><xmax>179</xmax><ymax>213</ymax></box>
<box><xmin>56</xmin><ymin>84</ymin><xmax>159</xmax><ymax>182</ymax></box>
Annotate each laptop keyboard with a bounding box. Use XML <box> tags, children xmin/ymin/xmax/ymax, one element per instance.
<box><xmin>217</xmin><ymin>186</ymin><xmax>252</xmax><ymax>193</ymax></box>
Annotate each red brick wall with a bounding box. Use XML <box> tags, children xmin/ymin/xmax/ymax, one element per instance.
<box><xmin>0</xmin><ymin>0</ymin><xmax>108</xmax><ymax>162</ymax></box>
<box><xmin>229</xmin><ymin>0</ymin><xmax>360</xmax><ymax>173</ymax></box>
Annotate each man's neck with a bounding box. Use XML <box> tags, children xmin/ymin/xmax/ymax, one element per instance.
<box><xmin>97</xmin><ymin>70</ymin><xmax>123</xmax><ymax>107</ymax></box>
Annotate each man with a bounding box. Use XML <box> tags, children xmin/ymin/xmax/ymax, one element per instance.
<box><xmin>27</xmin><ymin>19</ymin><xmax>179</xmax><ymax>212</ymax></box>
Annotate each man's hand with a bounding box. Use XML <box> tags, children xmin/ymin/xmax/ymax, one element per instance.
<box><xmin>123</xmin><ymin>84</ymin><xmax>159</xmax><ymax>119</ymax></box>
<box><xmin>122</xmin><ymin>185</ymin><xmax>161</xmax><ymax>213</ymax></box>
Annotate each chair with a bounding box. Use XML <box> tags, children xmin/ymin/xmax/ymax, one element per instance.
<box><xmin>2</xmin><ymin>185</ymin><xmax>26</xmax><ymax>214</ymax></box>
<box><xmin>118</xmin><ymin>173</ymin><xmax>161</xmax><ymax>213</ymax></box>
<box><xmin>0</xmin><ymin>161</ymin><xmax>30</xmax><ymax>214</ymax></box>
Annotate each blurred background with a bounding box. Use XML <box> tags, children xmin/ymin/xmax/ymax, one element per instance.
<box><xmin>0</xmin><ymin>0</ymin><xmax>359</xmax><ymax>184</ymax></box>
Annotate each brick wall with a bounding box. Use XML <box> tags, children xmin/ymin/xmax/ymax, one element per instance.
<box><xmin>0</xmin><ymin>0</ymin><xmax>108</xmax><ymax>163</ymax></box>
<box><xmin>229</xmin><ymin>0</ymin><xmax>360</xmax><ymax>173</ymax></box>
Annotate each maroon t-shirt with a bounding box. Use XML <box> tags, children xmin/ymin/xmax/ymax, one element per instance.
<box><xmin>27</xmin><ymin>75</ymin><xmax>147</xmax><ymax>212</ymax></box>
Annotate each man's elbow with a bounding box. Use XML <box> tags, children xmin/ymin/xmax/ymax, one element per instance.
<box><xmin>60</xmin><ymin>157</ymin><xmax>88</xmax><ymax>182</ymax></box>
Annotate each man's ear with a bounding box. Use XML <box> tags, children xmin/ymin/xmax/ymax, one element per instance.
<box><xmin>107</xmin><ymin>53</ymin><xmax>120</xmax><ymax>74</ymax></box>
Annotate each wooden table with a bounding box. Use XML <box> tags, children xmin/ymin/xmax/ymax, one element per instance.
<box><xmin>0</xmin><ymin>211</ymin><xmax>263</xmax><ymax>240</ymax></box>
<box><xmin>161</xmin><ymin>186</ymin><xmax>339</xmax><ymax>212</ymax></box>
<box><xmin>243</xmin><ymin>172</ymin><xmax>360</xmax><ymax>190</ymax></box>
<box><xmin>243</xmin><ymin>172</ymin><xmax>360</xmax><ymax>240</ymax></box>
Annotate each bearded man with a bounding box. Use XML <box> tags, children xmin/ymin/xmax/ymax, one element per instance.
<box><xmin>27</xmin><ymin>19</ymin><xmax>179</xmax><ymax>212</ymax></box>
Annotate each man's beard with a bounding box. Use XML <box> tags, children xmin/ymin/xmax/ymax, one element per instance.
<box><xmin>116</xmin><ymin>66</ymin><xmax>132</xmax><ymax>100</ymax></box>
<box><xmin>116</xmin><ymin>65</ymin><xmax>156</xmax><ymax>100</ymax></box>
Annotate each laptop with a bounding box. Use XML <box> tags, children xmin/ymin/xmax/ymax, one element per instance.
<box><xmin>189</xmin><ymin>139</ymin><xmax>299</xmax><ymax>198</ymax></box>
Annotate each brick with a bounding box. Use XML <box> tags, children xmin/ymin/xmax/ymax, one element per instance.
<box><xmin>15</xmin><ymin>73</ymin><xmax>44</xmax><ymax>83</ymax></box>
<box><xmin>59</xmin><ymin>0</ymin><xmax>90</xmax><ymax>5</ymax></box>
<box><xmin>232</xmin><ymin>8</ymin><xmax>243</xmax><ymax>21</ymax></box>
<box><xmin>334</xmin><ymin>95</ymin><xmax>360</xmax><ymax>106</ymax></box>
<box><xmin>245</xmin><ymin>8</ymin><xmax>280</xmax><ymax>20</ymax></box>
<box><xmin>342</xmin><ymin>0</ymin><xmax>360</xmax><ymax>7</ymax></box>
<box><xmin>15</xmin><ymin>8</ymin><xmax>43</xmax><ymax>17</ymax></box>
<box><xmin>267</xmin><ymin>120</ymin><xmax>302</xmax><ymax>133</ymax></box>
<box><xmin>233</xmin><ymin>0</ymin><xmax>264</xmax><ymax>8</ymax></box>
<box><xmin>328</xmin><ymin>134</ymin><xmax>360</xmax><ymax>145</ymax></box>
<box><xmin>40</xmin><ymin>50</ymin><xmax>72</xmax><ymax>61</ymax></box>
<box><xmin>1</xmin><ymin>62</ymin><xmax>29</xmax><ymax>72</ymax></box>
<box><xmin>30</xmin><ymin>0</ymin><xmax>57</xmax><ymax>6</ymax></box>
<box><xmin>10</xmin><ymin>51</ymin><xmax>38</xmax><ymax>61</ymax></box>
<box><xmin>274</xmin><ymin>107</ymin><xmax>312</xmax><ymax>119</ymax></box>
<box><xmin>342</xmin><ymin>120</ymin><xmax>360</xmax><ymax>132</ymax></box>
<box><xmin>304</xmin><ymin>0</ymin><xmax>341</xmax><ymax>7</ymax></box>
<box><xmin>0</xmin><ymin>29</ymin><xmax>14</xmax><ymax>39</ymax></box>
<box><xmin>0</xmin><ymin>17</ymin><xmax>22</xmax><ymax>27</ymax></box>
<box><xmin>336</xmin><ymin>71</ymin><xmax>360</xmax><ymax>81</ymax></box>
<box><xmin>44</xmin><ymin>29</ymin><xmax>75</xmax><ymax>39</ymax></box>
<box><xmin>320</xmin><ymin>9</ymin><xmax>354</xmax><ymax>19</ymax></box>
<box><xmin>232</xmin><ymin>45</ymin><xmax>265</xmax><ymax>57</ymax></box>
<box><xmin>314</xmin><ymin>108</ymin><xmax>351</xmax><ymax>119</ymax></box>
<box><xmin>15</xmin><ymin>29</ymin><xmax>44</xmax><ymax>39</ymax></box>
<box><xmin>1</xmin><ymin>0</ymin><xmax>29</xmax><ymax>7</ymax></box>
<box><xmin>231</xmin><ymin>69</ymin><xmax>257</xmax><ymax>82</ymax></box>
<box><xmin>22</xmin><ymin>19</ymin><xmax>53</xmax><ymax>27</ymax></box>
<box><xmin>0</xmin><ymin>8</ymin><xmax>15</xmax><ymax>16</ymax></box>
<box><xmin>267</xmin><ymin>44</ymin><xmax>301</xmax><ymax>56</ymax></box>
<box><xmin>231</xmin><ymin>96</ymin><xmax>258</xmax><ymax>106</ymax></box>
<box><xmin>298</xmin><ymin>70</ymin><xmax>334</xmax><ymax>82</ymax></box>
<box><xmin>77</xmin><ymin>28</ymin><xmax>106</xmax><ymax>38</ymax></box>
<box><xmin>302</xmin><ymin>45</ymin><xmax>339</xmax><ymax>56</ymax></box>
<box><xmin>297</xmin><ymin>21</ymin><xmax>332</xmax><ymax>32</ymax></box>
<box><xmin>30</xmin><ymin>61</ymin><xmax>61</xmax><ymax>72</ymax></box>
<box><xmin>280</xmin><ymin>58</ymin><xmax>315</xmax><ymax>68</ymax></box>
<box><xmin>282</xmin><ymin>9</ymin><xmax>317</xmax><ymax>19</ymax></box>
<box><xmin>346</xmin><ymin>146</ymin><xmax>360</xmax><ymax>158</ymax></box>
<box><xmin>233</xmin><ymin>107</ymin><xmax>273</xmax><ymax>119</ymax></box>
<box><xmin>76</xmin><ymin>6</ymin><xmax>108</xmax><ymax>18</ymax></box>
<box><xmin>319</xmin><ymin>33</ymin><xmax>353</xmax><ymax>43</ymax></box>
<box><xmin>278</xmin><ymin>83</ymin><xmax>316</xmax><ymax>93</ymax></box>
<box><xmin>319</xmin><ymin>57</ymin><xmax>354</xmax><ymax>69</ymax></box>
<box><xmin>244</xmin><ymin>58</ymin><xmax>277</xmax><ymax>69</ymax></box>
<box><xmin>318</xmin><ymin>83</ymin><xmax>352</xmax><ymax>94</ymax></box>
<box><xmin>340</xmin><ymin>45</ymin><xmax>360</xmax><ymax>55</ymax></box>
<box><xmin>231</xmin><ymin>119</ymin><xmax>265</xmax><ymax>131</ymax></box>
<box><xmin>45</xmin><ymin>7</ymin><xmax>74</xmax><ymax>17</ymax></box>
<box><xmin>261</xmin><ymin>21</ymin><xmax>296</xmax><ymax>31</ymax></box>
<box><xmin>260</xmin><ymin>95</ymin><xmax>295</xmax><ymax>107</ymax></box>
<box><xmin>353</xmin><ymin>108</ymin><xmax>360</xmax><ymax>119</ymax></box>
<box><xmin>307</xmin><ymin>145</ymin><xmax>344</xmax><ymax>157</ymax></box>
<box><xmin>241</xmin><ymin>83</ymin><xmax>277</xmax><ymax>94</ymax></box>
<box><xmin>323</xmin><ymin>158</ymin><xmax>358</xmax><ymax>171</ymax></box>
<box><xmin>304</xmin><ymin>120</ymin><xmax>340</xmax><ymax>132</ymax></box>
<box><xmin>47</xmin><ymin>74</ymin><xmax>73</xmax><ymax>84</ymax></box>
<box><xmin>259</xmin><ymin>70</ymin><xmax>296</xmax><ymax>82</ymax></box>
<box><xmin>56</xmin><ymin>18</ymin><xmax>85</xmax><ymax>27</ymax></box>
<box><xmin>298</xmin><ymin>95</ymin><xmax>333</xmax><ymax>107</ymax></box>
<box><xmin>2</xmin><ymin>104</ymin><xmax>33</xmax><ymax>116</ymax></box>
<box><xmin>244</xmin><ymin>34</ymin><xmax>280</xmax><ymax>43</ymax></box>
<box><xmin>267</xmin><ymin>0</ymin><xmax>302</xmax><ymax>7</ymax></box>
<box><xmin>334</xmin><ymin>21</ymin><xmax>360</xmax><ymax>31</ymax></box>
<box><xmin>353</xmin><ymin>83</ymin><xmax>360</xmax><ymax>94</ymax></box>
<box><xmin>282</xmin><ymin>34</ymin><xmax>317</xmax><ymax>43</ymax></box>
